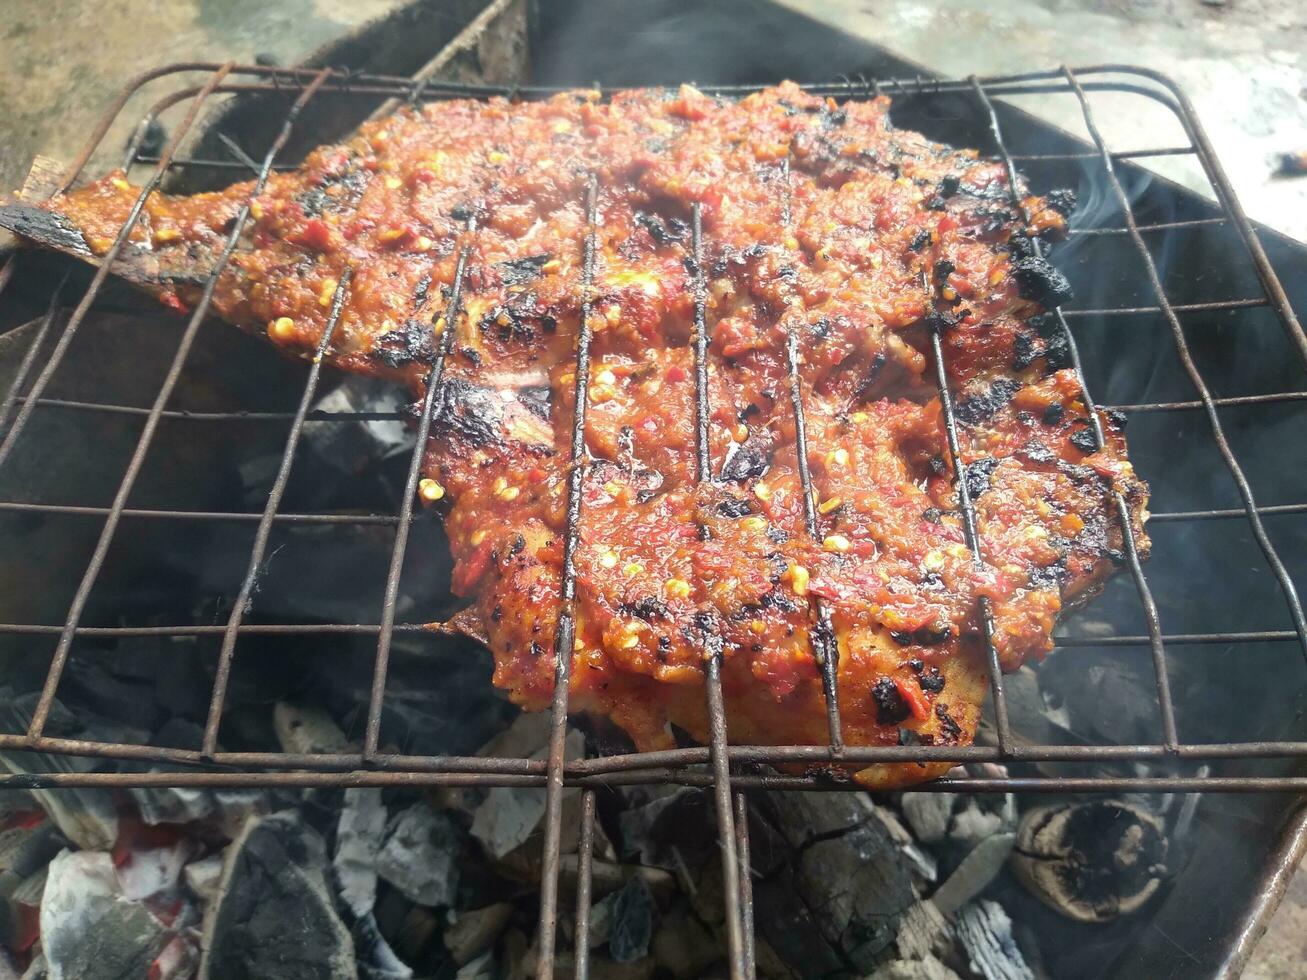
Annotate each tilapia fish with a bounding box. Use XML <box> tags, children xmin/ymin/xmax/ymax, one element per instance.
<box><xmin>2</xmin><ymin>81</ymin><xmax>1148</xmax><ymax>787</ymax></box>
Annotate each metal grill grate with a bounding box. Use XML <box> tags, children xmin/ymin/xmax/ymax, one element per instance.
<box><xmin>0</xmin><ymin>63</ymin><xmax>1305</xmax><ymax>979</ymax></box>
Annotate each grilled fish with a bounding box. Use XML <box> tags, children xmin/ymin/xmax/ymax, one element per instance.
<box><xmin>1</xmin><ymin>82</ymin><xmax>1148</xmax><ymax>787</ymax></box>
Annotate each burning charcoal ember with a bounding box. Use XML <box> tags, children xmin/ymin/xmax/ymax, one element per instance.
<box><xmin>1010</xmin><ymin>800</ymin><xmax>1168</xmax><ymax>923</ymax></box>
<box><xmin>302</xmin><ymin>376</ymin><xmax>413</xmax><ymax>473</ymax></box>
<box><xmin>931</xmin><ymin>833</ymin><xmax>1017</xmax><ymax>916</ymax></box>
<box><xmin>444</xmin><ymin>902</ymin><xmax>513</xmax><ymax>966</ymax></box>
<box><xmin>334</xmin><ymin>788</ymin><xmax>387</xmax><ymax>917</ymax></box>
<box><xmin>0</xmin><ymin>693</ymin><xmax>118</xmax><ymax>850</ymax></box>
<box><xmin>376</xmin><ymin>803</ymin><xmax>463</xmax><ymax>908</ymax></box>
<box><xmin>40</xmin><ymin>850</ymin><xmax>171</xmax><ymax>980</ymax></box>
<box><xmin>0</xmin><ymin>818</ymin><xmax>59</xmax><ymax>954</ymax></box>
<box><xmin>901</xmin><ymin>792</ymin><xmax>957</xmax><ymax>844</ymax></box>
<box><xmin>199</xmin><ymin>811</ymin><xmax>356</xmax><ymax>979</ymax></box>
<box><xmin>274</xmin><ymin>701</ymin><xmax>352</xmax><ymax>755</ymax></box>
<box><xmin>751</xmin><ymin>792</ymin><xmax>914</xmax><ymax>975</ymax></box>
<box><xmin>183</xmin><ymin>854</ymin><xmax>225</xmax><ymax>907</ymax></box>
<box><xmin>867</xmin><ymin>955</ymin><xmax>962</xmax><ymax>980</ymax></box>
<box><xmin>953</xmin><ymin>901</ymin><xmax>1035</xmax><ymax>980</ymax></box>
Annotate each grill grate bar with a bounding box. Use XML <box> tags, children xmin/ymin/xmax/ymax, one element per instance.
<box><xmin>734</xmin><ymin>791</ymin><xmax>757</xmax><ymax>980</ymax></box>
<box><xmin>202</xmin><ymin>267</ymin><xmax>352</xmax><ymax>756</ymax></box>
<box><xmin>0</xmin><ymin>500</ymin><xmax>401</xmax><ymax>525</ymax></box>
<box><xmin>927</xmin><ymin>329</ymin><xmax>1013</xmax><ymax>749</ymax></box>
<box><xmin>1069</xmin><ymin>217</ymin><xmax>1226</xmax><ymax>236</ymax></box>
<box><xmin>970</xmin><ymin>76</ymin><xmax>1181</xmax><ymax>751</ymax></box>
<box><xmin>689</xmin><ymin>202</ymin><xmax>749</xmax><ymax>980</ymax></box>
<box><xmin>1062</xmin><ymin>66</ymin><xmax>1307</xmax><ymax>664</ymax></box>
<box><xmin>0</xmin><ymin>272</ymin><xmax>67</xmax><ymax>437</ymax></box>
<box><xmin>778</xmin><ymin>156</ymin><xmax>844</xmax><ymax>749</ymax></box>
<box><xmin>573</xmin><ymin>788</ymin><xmax>599</xmax><ymax>980</ymax></box>
<box><xmin>536</xmin><ymin>175</ymin><xmax>599</xmax><ymax>979</ymax></box>
<box><xmin>21</xmin><ymin>63</ymin><xmax>325</xmax><ymax>742</ymax></box>
<box><xmin>1060</xmin><ymin>297</ymin><xmax>1268</xmax><ymax>318</ymax></box>
<box><xmin>362</xmin><ymin>215</ymin><xmax>477</xmax><ymax>759</ymax></box>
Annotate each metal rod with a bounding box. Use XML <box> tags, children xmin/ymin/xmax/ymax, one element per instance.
<box><xmin>362</xmin><ymin>216</ymin><xmax>477</xmax><ymax>759</ymax></box>
<box><xmin>0</xmin><ymin>273</ymin><xmax>67</xmax><ymax>438</ymax></box>
<box><xmin>12</xmin><ymin>395</ymin><xmax>405</xmax><ymax>423</ymax></box>
<box><xmin>970</xmin><ymin>75</ymin><xmax>1180</xmax><ymax>751</ymax></box>
<box><xmin>1059</xmin><ymin>297</ymin><xmax>1267</xmax><ymax>318</ymax></box>
<box><xmin>202</xmin><ymin>269</ymin><xmax>353</xmax><ymax>757</ymax></box>
<box><xmin>0</xmin><ymin>500</ymin><xmax>401</xmax><ymax>525</ymax></box>
<box><xmin>573</xmin><ymin>789</ymin><xmax>598</xmax><ymax>980</ymax></box>
<box><xmin>734</xmin><ymin>792</ymin><xmax>756</xmax><ymax>980</ymax></box>
<box><xmin>536</xmin><ymin>175</ymin><xmax>600</xmax><ymax>979</ymax></box>
<box><xmin>1062</xmin><ymin>66</ymin><xmax>1307</xmax><ymax>666</ymax></box>
<box><xmin>689</xmin><ymin>202</ymin><xmax>747</xmax><ymax>980</ymax></box>
<box><xmin>927</xmin><ymin>330</ymin><xmax>1012</xmax><ymax>752</ymax></box>
<box><xmin>777</xmin><ymin>157</ymin><xmax>843</xmax><ymax>750</ymax></box>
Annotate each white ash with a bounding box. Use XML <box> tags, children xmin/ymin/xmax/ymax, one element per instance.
<box><xmin>182</xmin><ymin>854</ymin><xmax>225</xmax><ymax>907</ymax></box>
<box><xmin>901</xmin><ymin>793</ymin><xmax>956</xmax><ymax>844</ymax></box>
<box><xmin>954</xmin><ymin>900</ymin><xmax>1036</xmax><ymax>980</ymax></box>
<box><xmin>334</xmin><ymin>787</ymin><xmax>387</xmax><ymax>916</ymax></box>
<box><xmin>376</xmin><ymin>803</ymin><xmax>462</xmax><ymax>908</ymax></box>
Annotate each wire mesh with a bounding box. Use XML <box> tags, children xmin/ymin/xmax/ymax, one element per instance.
<box><xmin>0</xmin><ymin>60</ymin><xmax>1305</xmax><ymax>979</ymax></box>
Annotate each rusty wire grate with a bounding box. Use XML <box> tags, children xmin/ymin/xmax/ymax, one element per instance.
<box><xmin>0</xmin><ymin>62</ymin><xmax>1305</xmax><ymax>978</ymax></box>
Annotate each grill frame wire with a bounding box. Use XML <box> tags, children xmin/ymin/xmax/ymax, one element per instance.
<box><xmin>0</xmin><ymin>61</ymin><xmax>1304</xmax><ymax>977</ymax></box>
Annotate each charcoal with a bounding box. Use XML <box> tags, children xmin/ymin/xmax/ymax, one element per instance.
<box><xmin>0</xmin><ymin>820</ymin><xmax>60</xmax><ymax>951</ymax></box>
<box><xmin>901</xmin><ymin>793</ymin><xmax>956</xmax><ymax>844</ymax></box>
<box><xmin>867</xmin><ymin>955</ymin><xmax>962</xmax><ymax>980</ymax></box>
<box><xmin>872</xmin><ymin>806</ymin><xmax>938</xmax><ymax>883</ymax></box>
<box><xmin>274</xmin><ymin>701</ymin><xmax>351</xmax><ymax>755</ymax></box>
<box><xmin>471</xmin><ymin>727</ymin><xmax>584</xmax><ymax>866</ymax></box>
<box><xmin>302</xmin><ymin>376</ymin><xmax>413</xmax><ymax>473</ymax></box>
<box><xmin>456</xmin><ymin>950</ymin><xmax>496</xmax><ymax>980</ymax></box>
<box><xmin>41</xmin><ymin>850</ymin><xmax>170</xmax><ymax>980</ymax></box>
<box><xmin>183</xmin><ymin>853</ymin><xmax>225</xmax><ymax>906</ymax></box>
<box><xmin>350</xmin><ymin>911</ymin><xmax>413</xmax><ymax>980</ymax></box>
<box><xmin>1010</xmin><ymin>800</ymin><xmax>1167</xmax><ymax>923</ymax></box>
<box><xmin>753</xmin><ymin>792</ymin><xmax>914</xmax><ymax>975</ymax></box>
<box><xmin>931</xmin><ymin>833</ymin><xmax>1016</xmax><ymax>916</ymax></box>
<box><xmin>334</xmin><ymin>787</ymin><xmax>387</xmax><ymax>916</ymax></box>
<box><xmin>650</xmin><ymin>899</ymin><xmax>721</xmax><ymax>978</ymax></box>
<box><xmin>616</xmin><ymin>787</ymin><xmax>709</xmax><ymax>869</ymax></box>
<box><xmin>894</xmin><ymin>901</ymin><xmax>952</xmax><ymax>962</ymax></box>
<box><xmin>445</xmin><ymin>903</ymin><xmax>513</xmax><ymax>966</ymax></box>
<box><xmin>199</xmin><ymin>810</ymin><xmax>356</xmax><ymax>979</ymax></box>
<box><xmin>0</xmin><ymin>693</ymin><xmax>119</xmax><ymax>850</ymax></box>
<box><xmin>953</xmin><ymin>901</ymin><xmax>1035</xmax><ymax>980</ymax></box>
<box><xmin>376</xmin><ymin>803</ymin><xmax>462</xmax><ymax>907</ymax></box>
<box><xmin>116</xmin><ymin>835</ymin><xmax>194</xmax><ymax>903</ymax></box>
<box><xmin>949</xmin><ymin>796</ymin><xmax>1017</xmax><ymax>850</ymax></box>
<box><xmin>606</xmin><ymin>875</ymin><xmax>655</xmax><ymax>962</ymax></box>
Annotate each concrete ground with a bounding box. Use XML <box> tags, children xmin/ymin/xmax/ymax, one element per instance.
<box><xmin>0</xmin><ymin>1</ymin><xmax>1303</xmax><ymax>976</ymax></box>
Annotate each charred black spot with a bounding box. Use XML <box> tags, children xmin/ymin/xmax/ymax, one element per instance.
<box><xmin>460</xmin><ymin>346</ymin><xmax>482</xmax><ymax>367</ymax></box>
<box><xmin>1046</xmin><ymin>188</ymin><xmax>1077</xmax><ymax>216</ymax></box>
<box><xmin>935</xmin><ymin>703</ymin><xmax>962</xmax><ymax>740</ymax></box>
<box><xmin>765</xmin><ymin>526</ymin><xmax>789</xmax><ymax>544</ymax></box>
<box><xmin>820</xmin><ymin>108</ymin><xmax>848</xmax><ymax>129</ymax></box>
<box><xmin>433</xmin><ymin>379</ymin><xmax>505</xmax><ymax>446</ymax></box>
<box><xmin>854</xmin><ymin>351</ymin><xmax>889</xmax><ymax>402</ymax></box>
<box><xmin>620</xmin><ymin>596</ymin><xmax>670</xmax><ymax>622</ymax></box>
<box><xmin>907</xmin><ymin>658</ymin><xmax>924</xmax><ymax>673</ymax></box>
<box><xmin>920</xmin><ymin>668</ymin><xmax>945</xmax><ymax>693</ymax></box>
<box><xmin>1012</xmin><ymin>331</ymin><xmax>1039</xmax><ymax>370</ymax></box>
<box><xmin>1043</xmin><ymin>402</ymin><xmax>1065</xmax><ymax>425</ymax></box>
<box><xmin>1007</xmin><ymin>233</ymin><xmax>1039</xmax><ymax>260</ymax></box>
<box><xmin>1043</xmin><ymin>330</ymin><xmax>1071</xmax><ymax>369</ymax></box>
<box><xmin>715</xmin><ymin>496</ymin><xmax>754</xmax><ymax>518</ymax></box>
<box><xmin>909</xmin><ymin>229</ymin><xmax>933</xmax><ymax>252</ymax></box>
<box><xmin>413</xmin><ymin>273</ymin><xmax>432</xmax><ymax>309</ymax></box>
<box><xmin>955</xmin><ymin>378</ymin><xmax>1023</xmax><ymax>425</ymax></box>
<box><xmin>925</xmin><ymin>307</ymin><xmax>972</xmax><ymax>333</ymax></box>
<box><xmin>1029</xmin><ymin>560</ymin><xmax>1067</xmax><ymax>589</ymax></box>
<box><xmin>510</xmin><ymin>534</ymin><xmax>526</xmax><ymax>555</ymax></box>
<box><xmin>635</xmin><ymin>211</ymin><xmax>688</xmax><ymax>246</ymax></box>
<box><xmin>938</xmin><ymin>175</ymin><xmax>961</xmax><ymax>198</ymax></box>
<box><xmin>928</xmin><ymin>456</ymin><xmax>948</xmax><ymax>476</ymax></box>
<box><xmin>963</xmin><ymin>456</ymin><xmax>1002</xmax><ymax>499</ymax></box>
<box><xmin>922</xmin><ymin>507</ymin><xmax>944</xmax><ymax>524</ymax></box>
<box><xmin>374</xmin><ymin>318</ymin><xmax>435</xmax><ymax>368</ymax></box>
<box><xmin>1105</xmin><ymin>409</ymin><xmax>1128</xmax><ymax>430</ymax></box>
<box><xmin>1020</xmin><ymin>440</ymin><xmax>1057</xmax><ymax>465</ymax></box>
<box><xmin>479</xmin><ymin>291</ymin><xmax>546</xmax><ymax>341</ymax></box>
<box><xmin>1012</xmin><ymin>256</ymin><xmax>1074</xmax><ymax>307</ymax></box>
<box><xmin>498</xmin><ymin>254</ymin><xmax>551</xmax><ymax>285</ymax></box>
<box><xmin>933</xmin><ymin>260</ymin><xmax>956</xmax><ymax>286</ymax></box>
<box><xmin>719</xmin><ymin>438</ymin><xmax>773</xmax><ymax>483</ymax></box>
<box><xmin>809</xmin><ymin>317</ymin><xmax>832</xmax><ymax>340</ymax></box>
<box><xmin>518</xmin><ymin>385</ymin><xmax>552</xmax><ymax>421</ymax></box>
<box><xmin>1070</xmin><ymin>427</ymin><xmax>1100</xmax><ymax>454</ymax></box>
<box><xmin>872</xmin><ymin>677</ymin><xmax>912</xmax><ymax>725</ymax></box>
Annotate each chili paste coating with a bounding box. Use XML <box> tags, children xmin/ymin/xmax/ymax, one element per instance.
<box><xmin>39</xmin><ymin>82</ymin><xmax>1148</xmax><ymax>787</ymax></box>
